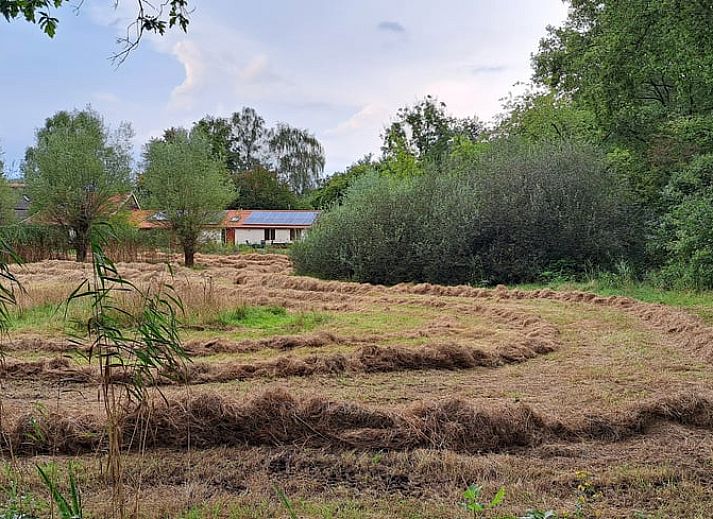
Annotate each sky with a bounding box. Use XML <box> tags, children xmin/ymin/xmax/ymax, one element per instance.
<box><xmin>0</xmin><ymin>1</ymin><xmax>568</xmax><ymax>177</ymax></box>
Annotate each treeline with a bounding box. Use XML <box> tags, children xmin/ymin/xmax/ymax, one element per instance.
<box><xmin>295</xmin><ymin>2</ymin><xmax>713</xmax><ymax>289</ymax></box>
<box><xmin>0</xmin><ymin>106</ymin><xmax>325</xmax><ymax>265</ymax></box>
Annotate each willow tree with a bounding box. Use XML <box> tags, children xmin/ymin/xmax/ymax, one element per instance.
<box><xmin>270</xmin><ymin>124</ymin><xmax>325</xmax><ymax>195</ymax></box>
<box><xmin>23</xmin><ymin>109</ymin><xmax>133</xmax><ymax>262</ymax></box>
<box><xmin>142</xmin><ymin>128</ymin><xmax>235</xmax><ymax>267</ymax></box>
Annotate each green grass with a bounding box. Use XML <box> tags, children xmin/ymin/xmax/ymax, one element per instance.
<box><xmin>516</xmin><ymin>279</ymin><xmax>713</xmax><ymax>324</ymax></box>
<box><xmin>213</xmin><ymin>305</ymin><xmax>328</xmax><ymax>333</ymax></box>
<box><xmin>7</xmin><ymin>303</ymin><xmax>69</xmax><ymax>334</ymax></box>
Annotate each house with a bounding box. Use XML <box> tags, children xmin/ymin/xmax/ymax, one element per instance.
<box><xmin>130</xmin><ymin>209</ymin><xmax>320</xmax><ymax>245</ymax></box>
<box><xmin>8</xmin><ymin>182</ymin><xmax>141</xmax><ymax>223</ymax></box>
<box><xmin>9</xmin><ymin>183</ymin><xmax>31</xmax><ymax>221</ymax></box>
<box><xmin>129</xmin><ymin>209</ymin><xmax>225</xmax><ymax>244</ymax></box>
<box><xmin>223</xmin><ymin>210</ymin><xmax>320</xmax><ymax>245</ymax></box>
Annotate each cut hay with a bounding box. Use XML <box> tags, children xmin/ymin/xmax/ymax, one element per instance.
<box><xmin>2</xmin><ymin>338</ymin><xmax>559</xmax><ymax>386</ymax></box>
<box><xmin>6</xmin><ymin>389</ymin><xmax>713</xmax><ymax>456</ymax></box>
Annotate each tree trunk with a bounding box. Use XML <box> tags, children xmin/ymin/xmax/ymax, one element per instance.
<box><xmin>75</xmin><ymin>227</ymin><xmax>90</xmax><ymax>262</ymax></box>
<box><xmin>184</xmin><ymin>245</ymin><xmax>195</xmax><ymax>268</ymax></box>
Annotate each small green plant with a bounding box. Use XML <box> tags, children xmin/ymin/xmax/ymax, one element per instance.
<box><xmin>574</xmin><ymin>470</ymin><xmax>600</xmax><ymax>518</ymax></box>
<box><xmin>0</xmin><ymin>465</ymin><xmax>42</xmax><ymax>519</ymax></box>
<box><xmin>460</xmin><ymin>484</ymin><xmax>505</xmax><ymax>518</ymax></box>
<box><xmin>274</xmin><ymin>485</ymin><xmax>298</xmax><ymax>519</ymax></box>
<box><xmin>36</xmin><ymin>463</ymin><xmax>83</xmax><ymax>519</ymax></box>
<box><xmin>520</xmin><ymin>510</ymin><xmax>557</xmax><ymax>519</ymax></box>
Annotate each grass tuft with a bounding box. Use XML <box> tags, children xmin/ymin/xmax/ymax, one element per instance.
<box><xmin>213</xmin><ymin>305</ymin><xmax>328</xmax><ymax>333</ymax></box>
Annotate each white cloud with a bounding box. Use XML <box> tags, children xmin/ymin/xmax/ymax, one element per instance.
<box><xmin>88</xmin><ymin>0</ymin><xmax>568</xmax><ymax>173</ymax></box>
<box><xmin>325</xmin><ymin>104</ymin><xmax>389</xmax><ymax>137</ymax></box>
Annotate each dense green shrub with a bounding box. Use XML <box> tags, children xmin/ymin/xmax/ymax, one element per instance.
<box><xmin>656</xmin><ymin>154</ymin><xmax>713</xmax><ymax>289</ymax></box>
<box><xmin>292</xmin><ymin>173</ymin><xmax>482</xmax><ymax>285</ymax></box>
<box><xmin>462</xmin><ymin>140</ymin><xmax>642</xmax><ymax>282</ymax></box>
<box><xmin>293</xmin><ymin>140</ymin><xmax>640</xmax><ymax>285</ymax></box>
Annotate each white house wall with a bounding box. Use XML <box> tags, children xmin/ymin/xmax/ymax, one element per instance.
<box><xmin>275</xmin><ymin>229</ymin><xmax>290</xmax><ymax>243</ymax></box>
<box><xmin>235</xmin><ymin>228</ymin><xmax>264</xmax><ymax>245</ymax></box>
<box><xmin>234</xmin><ymin>228</ymin><xmax>303</xmax><ymax>245</ymax></box>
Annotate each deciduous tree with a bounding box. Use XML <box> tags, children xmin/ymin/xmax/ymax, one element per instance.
<box><xmin>382</xmin><ymin>96</ymin><xmax>482</xmax><ymax>166</ymax></box>
<box><xmin>23</xmin><ymin>108</ymin><xmax>133</xmax><ymax>262</ymax></box>
<box><xmin>231</xmin><ymin>167</ymin><xmax>300</xmax><ymax>210</ymax></box>
<box><xmin>142</xmin><ymin>128</ymin><xmax>235</xmax><ymax>267</ymax></box>
<box><xmin>270</xmin><ymin>124</ymin><xmax>325</xmax><ymax>194</ymax></box>
<box><xmin>193</xmin><ymin>108</ymin><xmax>325</xmax><ymax>195</ymax></box>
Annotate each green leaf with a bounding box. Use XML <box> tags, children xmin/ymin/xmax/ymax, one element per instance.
<box><xmin>273</xmin><ymin>485</ymin><xmax>298</xmax><ymax>519</ymax></box>
<box><xmin>489</xmin><ymin>486</ymin><xmax>506</xmax><ymax>508</ymax></box>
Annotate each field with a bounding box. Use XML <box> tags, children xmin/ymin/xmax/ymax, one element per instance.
<box><xmin>1</xmin><ymin>254</ymin><xmax>712</xmax><ymax>518</ymax></box>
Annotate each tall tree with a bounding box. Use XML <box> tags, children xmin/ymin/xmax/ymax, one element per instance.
<box><xmin>270</xmin><ymin>124</ymin><xmax>325</xmax><ymax>194</ymax></box>
<box><xmin>195</xmin><ymin>108</ymin><xmax>271</xmax><ymax>173</ymax></box>
<box><xmin>23</xmin><ymin>108</ymin><xmax>132</xmax><ymax>262</ymax></box>
<box><xmin>231</xmin><ymin>167</ymin><xmax>300</xmax><ymax>210</ymax></box>
<box><xmin>533</xmin><ymin>0</ymin><xmax>713</xmax><ymax>205</ymax></box>
<box><xmin>493</xmin><ymin>91</ymin><xmax>599</xmax><ymax>143</ymax></box>
<box><xmin>382</xmin><ymin>96</ymin><xmax>482</xmax><ymax>166</ymax></box>
<box><xmin>193</xmin><ymin>108</ymin><xmax>325</xmax><ymax>197</ymax></box>
<box><xmin>142</xmin><ymin>128</ymin><xmax>235</xmax><ymax>267</ymax></box>
<box><xmin>534</xmin><ymin>0</ymin><xmax>713</xmax><ymax>127</ymax></box>
<box><xmin>307</xmin><ymin>155</ymin><xmax>377</xmax><ymax>209</ymax></box>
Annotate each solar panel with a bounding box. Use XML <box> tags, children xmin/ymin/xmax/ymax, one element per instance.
<box><xmin>244</xmin><ymin>211</ymin><xmax>319</xmax><ymax>226</ymax></box>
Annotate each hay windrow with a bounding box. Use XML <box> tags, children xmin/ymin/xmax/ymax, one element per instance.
<box><xmin>6</xmin><ymin>389</ymin><xmax>713</xmax><ymax>456</ymax></box>
<box><xmin>243</xmin><ymin>268</ymin><xmax>711</xmax><ymax>362</ymax></box>
<box><xmin>4</xmin><ymin>255</ymin><xmax>713</xmax><ymax>516</ymax></box>
<box><xmin>1</xmin><ymin>338</ymin><xmax>559</xmax><ymax>385</ymax></box>
<box><xmin>0</xmin><ymin>357</ymin><xmax>92</xmax><ymax>382</ymax></box>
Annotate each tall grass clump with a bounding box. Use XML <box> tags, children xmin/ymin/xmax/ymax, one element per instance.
<box><xmin>65</xmin><ymin>227</ymin><xmax>187</xmax><ymax>518</ymax></box>
<box><xmin>293</xmin><ymin>140</ymin><xmax>641</xmax><ymax>285</ymax></box>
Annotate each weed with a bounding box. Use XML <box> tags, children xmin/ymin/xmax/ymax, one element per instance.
<box><xmin>520</xmin><ymin>511</ymin><xmax>557</xmax><ymax>519</ymax></box>
<box><xmin>0</xmin><ymin>465</ymin><xmax>43</xmax><ymax>519</ymax></box>
<box><xmin>574</xmin><ymin>471</ymin><xmax>600</xmax><ymax>518</ymax></box>
<box><xmin>36</xmin><ymin>462</ymin><xmax>83</xmax><ymax>519</ymax></box>
<box><xmin>460</xmin><ymin>484</ymin><xmax>505</xmax><ymax>518</ymax></box>
<box><xmin>274</xmin><ymin>485</ymin><xmax>298</xmax><ymax>519</ymax></box>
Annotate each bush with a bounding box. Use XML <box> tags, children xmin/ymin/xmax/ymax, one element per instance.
<box><xmin>656</xmin><ymin>154</ymin><xmax>713</xmax><ymax>289</ymax></box>
<box><xmin>463</xmin><ymin>140</ymin><xmax>642</xmax><ymax>283</ymax></box>
<box><xmin>292</xmin><ymin>173</ymin><xmax>482</xmax><ymax>285</ymax></box>
<box><xmin>293</xmin><ymin>140</ymin><xmax>640</xmax><ymax>285</ymax></box>
<box><xmin>0</xmin><ymin>219</ymin><xmax>173</xmax><ymax>264</ymax></box>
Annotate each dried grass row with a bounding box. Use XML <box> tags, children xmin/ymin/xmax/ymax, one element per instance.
<box><xmin>6</xmin><ymin>388</ymin><xmax>712</xmax><ymax>456</ymax></box>
<box><xmin>1</xmin><ymin>338</ymin><xmax>557</xmax><ymax>385</ymax></box>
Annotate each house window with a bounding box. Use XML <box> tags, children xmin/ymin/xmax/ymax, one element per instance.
<box><xmin>290</xmin><ymin>228</ymin><xmax>302</xmax><ymax>241</ymax></box>
<box><xmin>264</xmin><ymin>228</ymin><xmax>276</xmax><ymax>241</ymax></box>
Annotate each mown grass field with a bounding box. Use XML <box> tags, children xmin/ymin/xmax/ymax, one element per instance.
<box><xmin>1</xmin><ymin>254</ymin><xmax>712</xmax><ymax>518</ymax></box>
